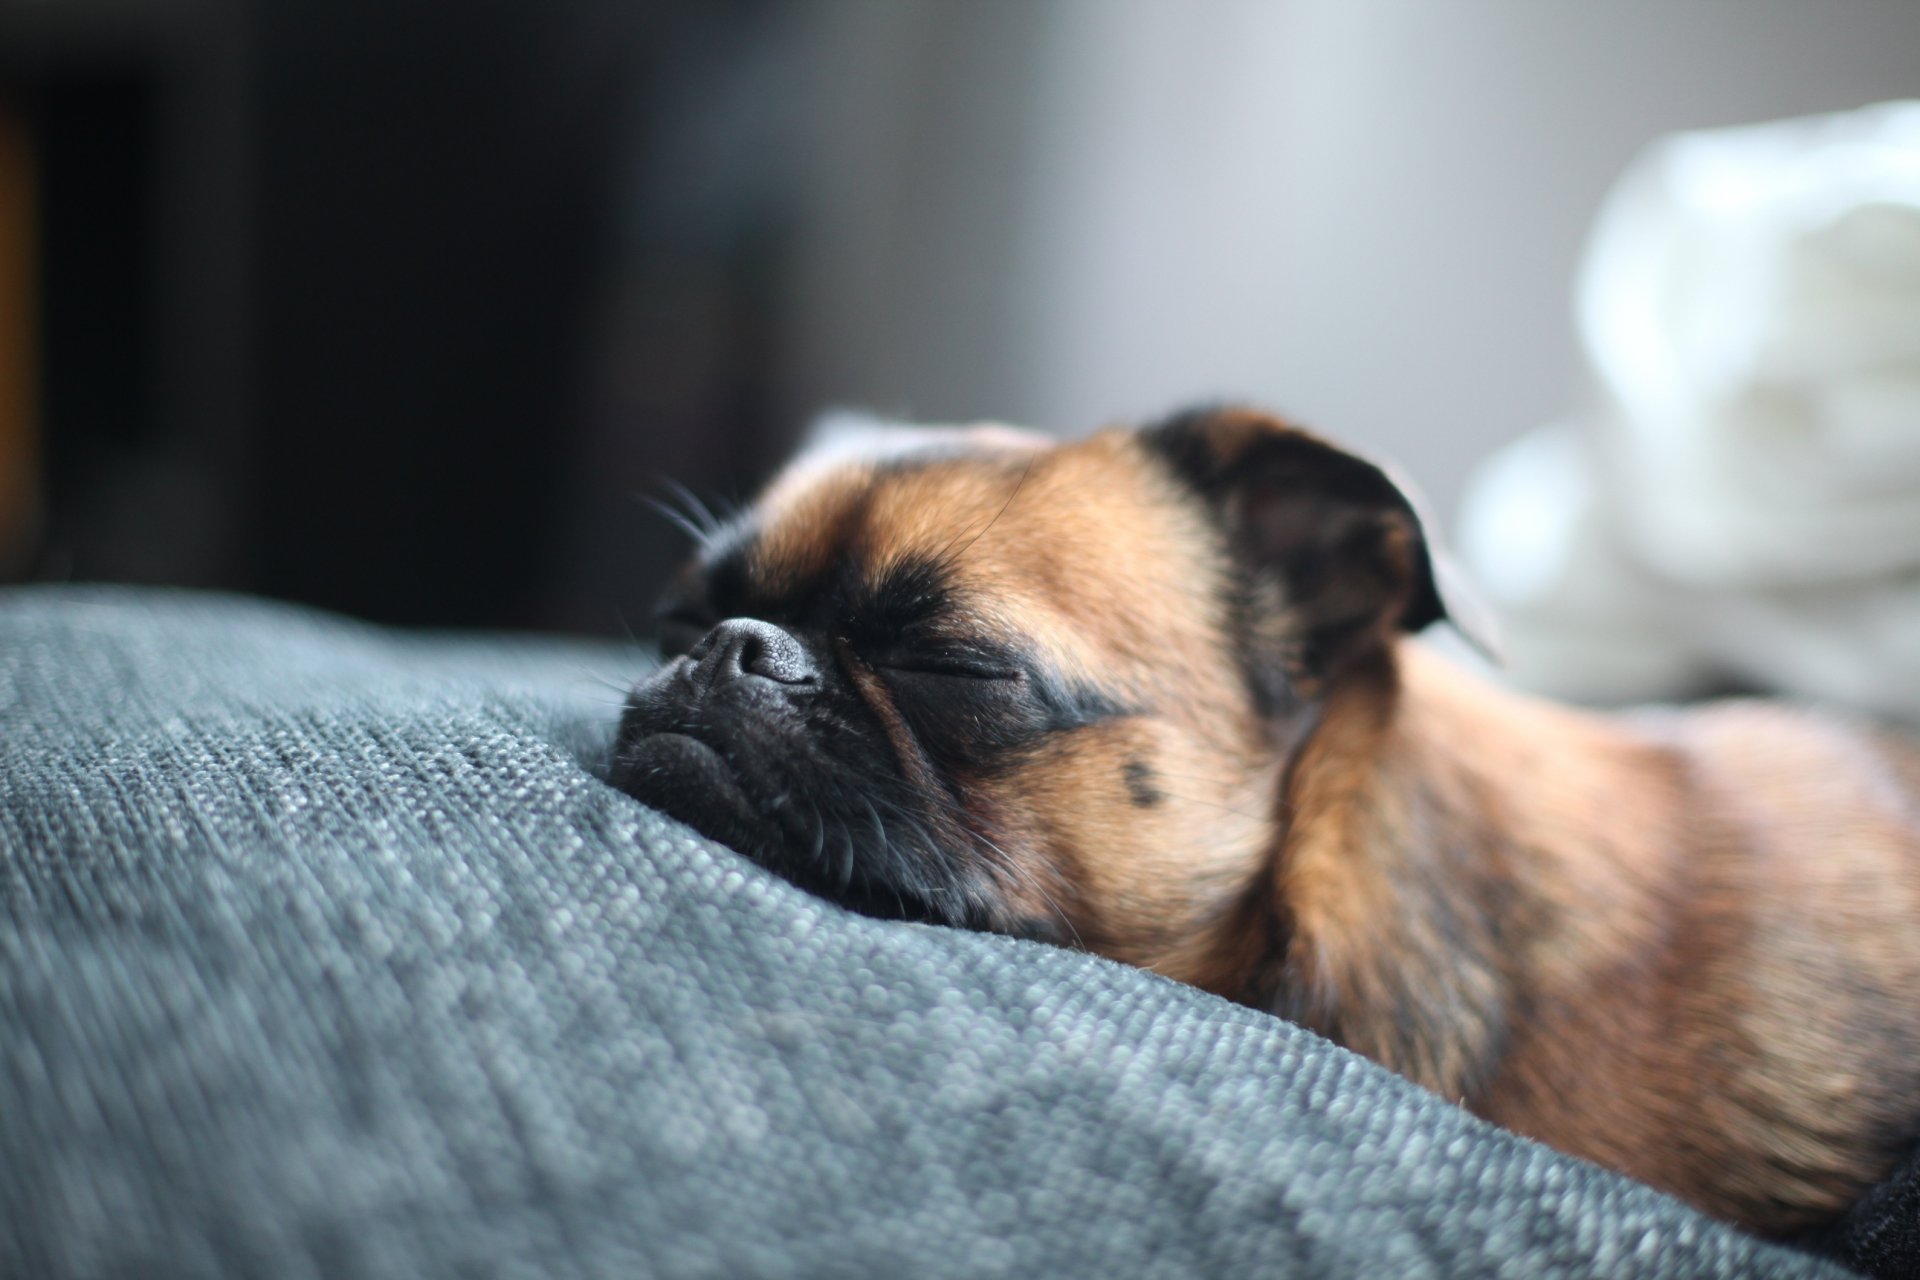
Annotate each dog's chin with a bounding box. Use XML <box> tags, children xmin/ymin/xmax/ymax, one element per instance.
<box><xmin>610</xmin><ymin>732</ymin><xmax>771</xmax><ymax>857</ymax></box>
<box><xmin>610</xmin><ymin>731</ymin><xmax>972</xmax><ymax>928</ymax></box>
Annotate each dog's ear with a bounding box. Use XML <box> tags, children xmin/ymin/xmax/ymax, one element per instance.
<box><xmin>1144</xmin><ymin>406</ymin><xmax>1496</xmax><ymax>686</ymax></box>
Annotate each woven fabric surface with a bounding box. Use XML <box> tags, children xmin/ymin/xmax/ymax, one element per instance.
<box><xmin>0</xmin><ymin>587</ymin><xmax>1848</xmax><ymax>1279</ymax></box>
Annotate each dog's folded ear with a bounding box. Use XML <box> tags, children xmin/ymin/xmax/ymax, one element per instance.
<box><xmin>1144</xmin><ymin>406</ymin><xmax>1497</xmax><ymax>684</ymax></box>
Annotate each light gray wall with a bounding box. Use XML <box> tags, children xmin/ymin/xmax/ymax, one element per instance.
<box><xmin>782</xmin><ymin>0</ymin><xmax>1920</xmax><ymax>520</ymax></box>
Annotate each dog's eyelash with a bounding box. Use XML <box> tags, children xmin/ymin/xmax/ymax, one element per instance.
<box><xmin>873</xmin><ymin>646</ymin><xmax>1022</xmax><ymax>682</ymax></box>
<box><xmin>880</xmin><ymin>661</ymin><xmax>1021</xmax><ymax>682</ymax></box>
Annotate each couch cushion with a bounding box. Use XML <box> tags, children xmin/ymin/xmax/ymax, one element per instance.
<box><xmin>0</xmin><ymin>587</ymin><xmax>1844</xmax><ymax>1278</ymax></box>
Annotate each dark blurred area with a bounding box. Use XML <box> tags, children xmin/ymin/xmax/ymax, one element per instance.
<box><xmin>2</xmin><ymin>1</ymin><xmax>1916</xmax><ymax>637</ymax></box>
<box><xmin>2</xmin><ymin>0</ymin><xmax>799</xmax><ymax>634</ymax></box>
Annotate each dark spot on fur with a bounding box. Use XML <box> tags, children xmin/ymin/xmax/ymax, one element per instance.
<box><xmin>1123</xmin><ymin>759</ymin><xmax>1163</xmax><ymax>808</ymax></box>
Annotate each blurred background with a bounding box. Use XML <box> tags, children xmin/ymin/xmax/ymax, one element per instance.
<box><xmin>1</xmin><ymin>0</ymin><xmax>1917</xmax><ymax>648</ymax></box>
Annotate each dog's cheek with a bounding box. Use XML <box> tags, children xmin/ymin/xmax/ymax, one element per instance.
<box><xmin>993</xmin><ymin>722</ymin><xmax>1281</xmax><ymax>960</ymax></box>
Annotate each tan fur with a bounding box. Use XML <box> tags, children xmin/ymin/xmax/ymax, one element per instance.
<box><xmin>1324</xmin><ymin>647</ymin><xmax>1920</xmax><ymax>1231</ymax></box>
<box><xmin>719</xmin><ymin>417</ymin><xmax>1920</xmax><ymax>1236</ymax></box>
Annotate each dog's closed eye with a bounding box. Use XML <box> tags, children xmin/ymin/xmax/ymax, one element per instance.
<box><xmin>871</xmin><ymin>647</ymin><xmax>1023</xmax><ymax>682</ymax></box>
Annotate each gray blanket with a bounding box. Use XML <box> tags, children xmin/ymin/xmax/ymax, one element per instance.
<box><xmin>0</xmin><ymin>587</ymin><xmax>1845</xmax><ymax>1278</ymax></box>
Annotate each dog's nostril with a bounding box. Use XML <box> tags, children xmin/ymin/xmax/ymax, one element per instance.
<box><xmin>738</xmin><ymin>629</ymin><xmax>818</xmax><ymax>686</ymax></box>
<box><xmin>702</xmin><ymin>618</ymin><xmax>819</xmax><ymax>686</ymax></box>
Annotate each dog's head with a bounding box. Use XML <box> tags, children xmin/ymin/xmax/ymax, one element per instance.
<box><xmin>611</xmin><ymin>407</ymin><xmax>1470</xmax><ymax>981</ymax></box>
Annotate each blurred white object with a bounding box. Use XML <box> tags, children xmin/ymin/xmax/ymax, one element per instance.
<box><xmin>1459</xmin><ymin>101</ymin><xmax>1920</xmax><ymax>717</ymax></box>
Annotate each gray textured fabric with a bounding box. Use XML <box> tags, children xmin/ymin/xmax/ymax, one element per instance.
<box><xmin>0</xmin><ymin>587</ymin><xmax>1846</xmax><ymax>1278</ymax></box>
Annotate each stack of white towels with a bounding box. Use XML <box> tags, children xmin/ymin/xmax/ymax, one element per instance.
<box><xmin>1458</xmin><ymin>100</ymin><xmax>1920</xmax><ymax>720</ymax></box>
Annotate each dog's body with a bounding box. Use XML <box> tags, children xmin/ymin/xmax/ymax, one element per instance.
<box><xmin>612</xmin><ymin>408</ymin><xmax>1920</xmax><ymax>1234</ymax></box>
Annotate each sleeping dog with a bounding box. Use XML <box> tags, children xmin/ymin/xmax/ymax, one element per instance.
<box><xmin>610</xmin><ymin>406</ymin><xmax>1920</xmax><ymax>1236</ymax></box>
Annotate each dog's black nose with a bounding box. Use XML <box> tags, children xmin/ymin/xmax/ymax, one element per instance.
<box><xmin>689</xmin><ymin>618</ymin><xmax>819</xmax><ymax>687</ymax></box>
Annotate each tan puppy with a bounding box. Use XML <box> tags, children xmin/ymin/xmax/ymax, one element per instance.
<box><xmin>610</xmin><ymin>406</ymin><xmax>1920</xmax><ymax>1236</ymax></box>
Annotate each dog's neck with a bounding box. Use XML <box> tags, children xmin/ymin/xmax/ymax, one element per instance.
<box><xmin>1226</xmin><ymin>639</ymin><xmax>1688</xmax><ymax>1107</ymax></box>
